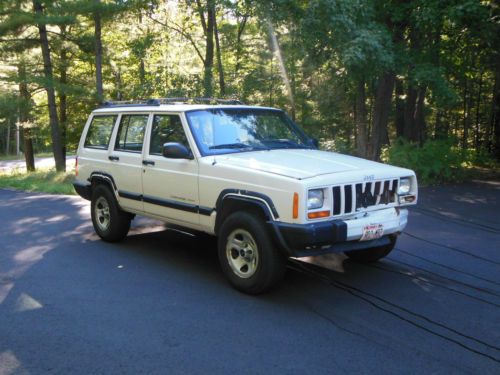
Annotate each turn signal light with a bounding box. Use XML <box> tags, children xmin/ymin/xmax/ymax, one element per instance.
<box><xmin>308</xmin><ymin>210</ymin><xmax>330</xmax><ymax>219</ymax></box>
<box><xmin>399</xmin><ymin>195</ymin><xmax>416</xmax><ymax>204</ymax></box>
<box><xmin>293</xmin><ymin>193</ymin><xmax>299</xmax><ymax>219</ymax></box>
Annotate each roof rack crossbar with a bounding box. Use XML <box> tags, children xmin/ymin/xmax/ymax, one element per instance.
<box><xmin>99</xmin><ymin>97</ymin><xmax>243</xmax><ymax>107</ymax></box>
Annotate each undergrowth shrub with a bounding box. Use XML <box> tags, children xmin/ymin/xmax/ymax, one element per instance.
<box><xmin>381</xmin><ymin>138</ymin><xmax>471</xmax><ymax>185</ymax></box>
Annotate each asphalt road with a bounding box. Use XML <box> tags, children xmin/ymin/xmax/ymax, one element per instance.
<box><xmin>0</xmin><ymin>181</ymin><xmax>499</xmax><ymax>374</ymax></box>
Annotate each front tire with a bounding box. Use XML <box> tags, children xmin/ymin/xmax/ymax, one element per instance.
<box><xmin>218</xmin><ymin>212</ymin><xmax>286</xmax><ymax>294</ymax></box>
<box><xmin>345</xmin><ymin>234</ymin><xmax>397</xmax><ymax>263</ymax></box>
<box><xmin>91</xmin><ymin>185</ymin><xmax>131</xmax><ymax>242</ymax></box>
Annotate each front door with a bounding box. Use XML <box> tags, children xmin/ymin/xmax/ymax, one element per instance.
<box><xmin>142</xmin><ymin>113</ymin><xmax>199</xmax><ymax>225</ymax></box>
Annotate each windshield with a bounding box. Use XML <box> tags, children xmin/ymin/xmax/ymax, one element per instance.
<box><xmin>185</xmin><ymin>108</ymin><xmax>312</xmax><ymax>156</ymax></box>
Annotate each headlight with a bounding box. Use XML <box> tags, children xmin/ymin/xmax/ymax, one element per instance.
<box><xmin>307</xmin><ymin>189</ymin><xmax>324</xmax><ymax>209</ymax></box>
<box><xmin>398</xmin><ymin>178</ymin><xmax>411</xmax><ymax>195</ymax></box>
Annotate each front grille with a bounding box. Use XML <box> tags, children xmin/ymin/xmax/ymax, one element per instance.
<box><xmin>332</xmin><ymin>179</ymin><xmax>398</xmax><ymax>216</ymax></box>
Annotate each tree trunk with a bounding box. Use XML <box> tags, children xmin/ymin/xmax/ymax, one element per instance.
<box><xmin>115</xmin><ymin>68</ymin><xmax>122</xmax><ymax>100</ymax></box>
<box><xmin>94</xmin><ymin>0</ymin><xmax>104</xmax><ymax>103</ymax></box>
<box><xmin>403</xmin><ymin>85</ymin><xmax>418</xmax><ymax>141</ymax></box>
<box><xmin>5</xmin><ymin>120</ymin><xmax>10</xmax><ymax>155</ymax></box>
<box><xmin>58</xmin><ymin>26</ymin><xmax>68</xmax><ymax>161</ymax></box>
<box><xmin>370</xmin><ymin>72</ymin><xmax>396</xmax><ymax>160</ymax></box>
<box><xmin>434</xmin><ymin>110</ymin><xmax>447</xmax><ymax>139</ymax></box>
<box><xmin>414</xmin><ymin>86</ymin><xmax>427</xmax><ymax>145</ymax></box>
<box><xmin>355</xmin><ymin>79</ymin><xmax>368</xmax><ymax>158</ymax></box>
<box><xmin>201</xmin><ymin>0</ymin><xmax>215</xmax><ymax>97</ymax></box>
<box><xmin>395</xmin><ymin>78</ymin><xmax>405</xmax><ymax>138</ymax></box>
<box><xmin>475</xmin><ymin>72</ymin><xmax>483</xmax><ymax>150</ymax></box>
<box><xmin>18</xmin><ymin>62</ymin><xmax>35</xmax><ymax>171</ymax></box>
<box><xmin>139</xmin><ymin>59</ymin><xmax>145</xmax><ymax>86</ymax></box>
<box><xmin>403</xmin><ymin>25</ymin><xmax>426</xmax><ymax>144</ymax></box>
<box><xmin>462</xmin><ymin>77</ymin><xmax>469</xmax><ymax>150</ymax></box>
<box><xmin>269</xmin><ymin>55</ymin><xmax>274</xmax><ymax>106</ymax></box>
<box><xmin>492</xmin><ymin>64</ymin><xmax>500</xmax><ymax>160</ymax></box>
<box><xmin>213</xmin><ymin>12</ymin><xmax>225</xmax><ymax>96</ymax></box>
<box><xmin>34</xmin><ymin>0</ymin><xmax>65</xmax><ymax>171</ymax></box>
<box><xmin>138</xmin><ymin>12</ymin><xmax>146</xmax><ymax>88</ymax></box>
<box><xmin>235</xmin><ymin>15</ymin><xmax>247</xmax><ymax>74</ymax></box>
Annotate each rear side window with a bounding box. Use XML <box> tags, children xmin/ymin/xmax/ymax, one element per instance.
<box><xmin>115</xmin><ymin>115</ymin><xmax>148</xmax><ymax>152</ymax></box>
<box><xmin>84</xmin><ymin>115</ymin><xmax>116</xmax><ymax>149</ymax></box>
<box><xmin>149</xmin><ymin>114</ymin><xmax>189</xmax><ymax>155</ymax></box>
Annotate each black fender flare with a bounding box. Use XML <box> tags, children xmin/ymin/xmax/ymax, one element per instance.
<box><xmin>214</xmin><ymin>189</ymin><xmax>280</xmax><ymax>234</ymax></box>
<box><xmin>88</xmin><ymin>172</ymin><xmax>118</xmax><ymax>192</ymax></box>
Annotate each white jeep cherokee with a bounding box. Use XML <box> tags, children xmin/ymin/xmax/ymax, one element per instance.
<box><xmin>73</xmin><ymin>98</ymin><xmax>417</xmax><ymax>294</ymax></box>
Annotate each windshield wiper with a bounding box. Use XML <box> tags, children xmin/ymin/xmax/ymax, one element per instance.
<box><xmin>262</xmin><ymin>139</ymin><xmax>310</xmax><ymax>149</ymax></box>
<box><xmin>209</xmin><ymin>142</ymin><xmax>268</xmax><ymax>151</ymax></box>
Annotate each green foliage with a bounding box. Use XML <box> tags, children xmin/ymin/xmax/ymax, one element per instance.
<box><xmin>382</xmin><ymin>138</ymin><xmax>475</xmax><ymax>185</ymax></box>
<box><xmin>0</xmin><ymin>0</ymin><xmax>499</xmax><ymax>181</ymax></box>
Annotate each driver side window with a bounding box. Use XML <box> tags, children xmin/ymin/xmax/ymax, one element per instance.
<box><xmin>149</xmin><ymin>115</ymin><xmax>190</xmax><ymax>155</ymax></box>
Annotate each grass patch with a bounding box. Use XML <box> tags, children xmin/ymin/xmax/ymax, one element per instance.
<box><xmin>0</xmin><ymin>167</ymin><xmax>75</xmax><ymax>195</ymax></box>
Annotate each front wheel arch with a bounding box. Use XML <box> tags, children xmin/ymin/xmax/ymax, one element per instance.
<box><xmin>214</xmin><ymin>197</ymin><xmax>272</xmax><ymax>235</ymax></box>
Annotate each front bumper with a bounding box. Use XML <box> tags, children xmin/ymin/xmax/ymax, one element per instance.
<box><xmin>269</xmin><ymin>208</ymin><xmax>408</xmax><ymax>257</ymax></box>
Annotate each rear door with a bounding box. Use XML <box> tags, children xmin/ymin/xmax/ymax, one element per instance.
<box><xmin>142</xmin><ymin>113</ymin><xmax>199</xmax><ymax>225</ymax></box>
<box><xmin>108</xmin><ymin>113</ymin><xmax>150</xmax><ymax>212</ymax></box>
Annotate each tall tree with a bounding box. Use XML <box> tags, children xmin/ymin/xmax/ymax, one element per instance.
<box><xmin>33</xmin><ymin>0</ymin><xmax>65</xmax><ymax>171</ymax></box>
<box><xmin>195</xmin><ymin>0</ymin><xmax>215</xmax><ymax>97</ymax></box>
<box><xmin>18</xmin><ymin>60</ymin><xmax>35</xmax><ymax>171</ymax></box>
<box><xmin>214</xmin><ymin>11</ymin><xmax>225</xmax><ymax>95</ymax></box>
<box><xmin>94</xmin><ymin>0</ymin><xmax>104</xmax><ymax>102</ymax></box>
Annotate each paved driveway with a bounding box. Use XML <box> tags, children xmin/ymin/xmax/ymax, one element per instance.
<box><xmin>0</xmin><ymin>180</ymin><xmax>499</xmax><ymax>374</ymax></box>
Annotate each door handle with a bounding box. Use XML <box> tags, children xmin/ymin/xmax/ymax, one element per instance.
<box><xmin>142</xmin><ymin>160</ymin><xmax>155</xmax><ymax>166</ymax></box>
<box><xmin>108</xmin><ymin>155</ymin><xmax>119</xmax><ymax>161</ymax></box>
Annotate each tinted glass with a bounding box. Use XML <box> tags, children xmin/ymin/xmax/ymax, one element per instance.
<box><xmin>115</xmin><ymin>115</ymin><xmax>148</xmax><ymax>152</ymax></box>
<box><xmin>149</xmin><ymin>115</ymin><xmax>189</xmax><ymax>155</ymax></box>
<box><xmin>84</xmin><ymin>115</ymin><xmax>116</xmax><ymax>149</ymax></box>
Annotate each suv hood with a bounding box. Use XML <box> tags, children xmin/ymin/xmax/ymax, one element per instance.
<box><xmin>214</xmin><ymin>149</ymin><xmax>403</xmax><ymax>180</ymax></box>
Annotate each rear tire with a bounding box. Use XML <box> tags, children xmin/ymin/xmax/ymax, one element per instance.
<box><xmin>218</xmin><ymin>212</ymin><xmax>286</xmax><ymax>294</ymax></box>
<box><xmin>345</xmin><ymin>234</ymin><xmax>397</xmax><ymax>263</ymax></box>
<box><xmin>91</xmin><ymin>185</ymin><xmax>131</xmax><ymax>242</ymax></box>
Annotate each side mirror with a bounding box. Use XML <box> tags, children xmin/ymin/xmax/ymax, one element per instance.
<box><xmin>162</xmin><ymin>142</ymin><xmax>193</xmax><ymax>159</ymax></box>
<box><xmin>307</xmin><ymin>138</ymin><xmax>319</xmax><ymax>149</ymax></box>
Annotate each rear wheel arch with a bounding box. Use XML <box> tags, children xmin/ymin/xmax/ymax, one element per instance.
<box><xmin>89</xmin><ymin>173</ymin><xmax>134</xmax><ymax>219</ymax></box>
<box><xmin>88</xmin><ymin>173</ymin><xmax>119</xmax><ymax>205</ymax></box>
<box><xmin>89</xmin><ymin>172</ymin><xmax>117</xmax><ymax>193</ymax></box>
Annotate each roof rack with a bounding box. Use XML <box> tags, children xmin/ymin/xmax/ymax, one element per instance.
<box><xmin>99</xmin><ymin>97</ymin><xmax>243</xmax><ymax>107</ymax></box>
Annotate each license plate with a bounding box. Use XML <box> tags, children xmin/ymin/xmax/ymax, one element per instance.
<box><xmin>360</xmin><ymin>224</ymin><xmax>384</xmax><ymax>241</ymax></box>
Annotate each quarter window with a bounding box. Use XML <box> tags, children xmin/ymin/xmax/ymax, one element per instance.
<box><xmin>115</xmin><ymin>115</ymin><xmax>148</xmax><ymax>152</ymax></box>
<box><xmin>149</xmin><ymin>115</ymin><xmax>189</xmax><ymax>155</ymax></box>
<box><xmin>84</xmin><ymin>115</ymin><xmax>116</xmax><ymax>149</ymax></box>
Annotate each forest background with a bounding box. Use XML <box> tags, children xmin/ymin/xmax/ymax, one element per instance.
<box><xmin>0</xmin><ymin>0</ymin><xmax>499</xmax><ymax>184</ymax></box>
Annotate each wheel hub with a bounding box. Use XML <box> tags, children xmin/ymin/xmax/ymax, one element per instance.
<box><xmin>226</xmin><ymin>229</ymin><xmax>259</xmax><ymax>279</ymax></box>
<box><xmin>94</xmin><ymin>196</ymin><xmax>111</xmax><ymax>231</ymax></box>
